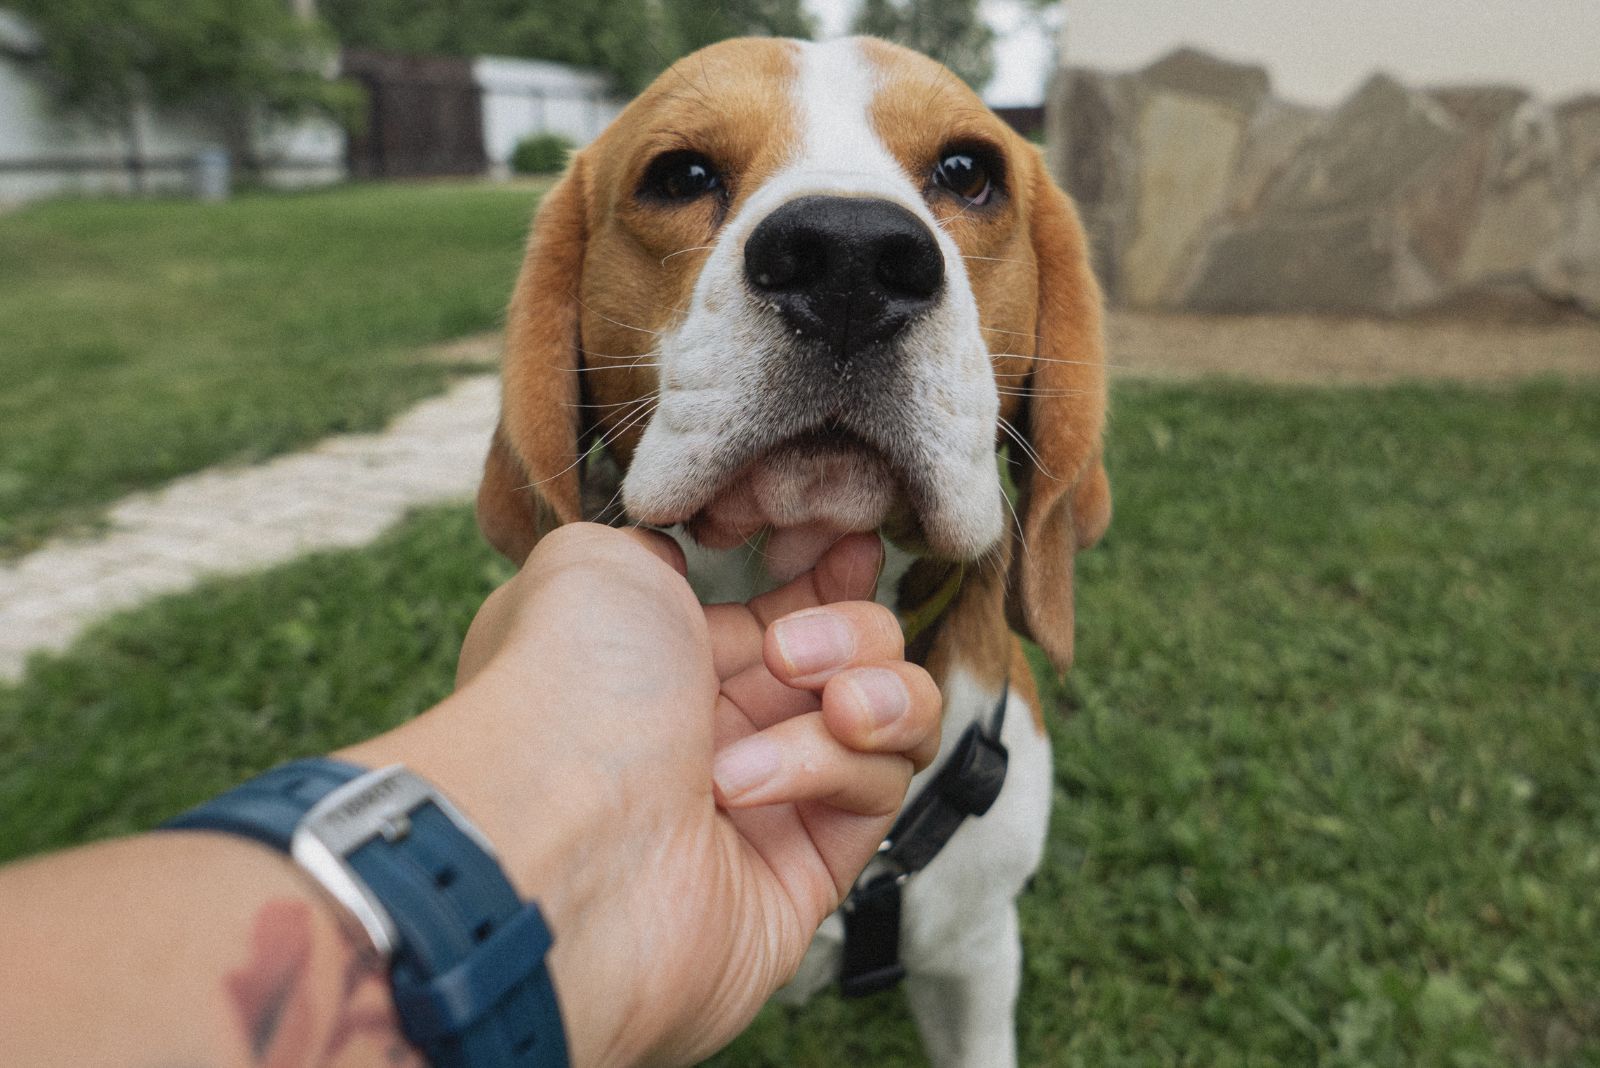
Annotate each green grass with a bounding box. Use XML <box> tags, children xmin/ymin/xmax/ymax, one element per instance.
<box><xmin>3</xmin><ymin>380</ymin><xmax>1598</xmax><ymax>1066</ymax></box>
<box><xmin>0</xmin><ymin>181</ymin><xmax>540</xmax><ymax>554</ymax></box>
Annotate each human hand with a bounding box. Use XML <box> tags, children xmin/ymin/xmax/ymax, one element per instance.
<box><xmin>344</xmin><ymin>523</ymin><xmax>941</xmax><ymax>1066</ymax></box>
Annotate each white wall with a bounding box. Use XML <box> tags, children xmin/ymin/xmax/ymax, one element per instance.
<box><xmin>0</xmin><ymin>4</ymin><xmax>633</xmax><ymax>202</ymax></box>
<box><xmin>474</xmin><ymin>55</ymin><xmax>627</xmax><ymax>174</ymax></box>
<box><xmin>0</xmin><ymin>8</ymin><xmax>345</xmax><ymax>205</ymax></box>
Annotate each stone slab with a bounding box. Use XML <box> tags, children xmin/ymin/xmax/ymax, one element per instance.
<box><xmin>1045</xmin><ymin>47</ymin><xmax>1599</xmax><ymax>319</ymax></box>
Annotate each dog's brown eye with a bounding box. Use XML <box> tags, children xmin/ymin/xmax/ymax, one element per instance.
<box><xmin>640</xmin><ymin>150</ymin><xmax>722</xmax><ymax>202</ymax></box>
<box><xmin>932</xmin><ymin>152</ymin><xmax>993</xmax><ymax>206</ymax></box>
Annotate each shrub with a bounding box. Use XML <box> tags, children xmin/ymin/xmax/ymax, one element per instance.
<box><xmin>510</xmin><ymin>133</ymin><xmax>575</xmax><ymax>175</ymax></box>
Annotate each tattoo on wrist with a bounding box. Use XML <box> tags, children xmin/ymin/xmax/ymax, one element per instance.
<box><xmin>225</xmin><ymin>900</ymin><xmax>424</xmax><ymax>1067</ymax></box>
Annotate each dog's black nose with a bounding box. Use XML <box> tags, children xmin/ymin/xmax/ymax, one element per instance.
<box><xmin>744</xmin><ymin>195</ymin><xmax>944</xmax><ymax>360</ymax></box>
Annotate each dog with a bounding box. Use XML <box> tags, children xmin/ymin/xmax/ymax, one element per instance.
<box><xmin>475</xmin><ymin>35</ymin><xmax>1110</xmax><ymax>1067</ymax></box>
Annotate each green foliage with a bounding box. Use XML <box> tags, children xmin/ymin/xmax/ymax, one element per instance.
<box><xmin>4</xmin><ymin>380</ymin><xmax>1599</xmax><ymax>1064</ymax></box>
<box><xmin>320</xmin><ymin>0</ymin><xmax>814</xmax><ymax>94</ymax></box>
<box><xmin>510</xmin><ymin>132</ymin><xmax>575</xmax><ymax>175</ymax></box>
<box><xmin>12</xmin><ymin>0</ymin><xmax>359</xmax><ymax>133</ymax></box>
<box><xmin>320</xmin><ymin>0</ymin><xmax>672</xmax><ymax>93</ymax></box>
<box><xmin>0</xmin><ymin>181</ymin><xmax>543</xmax><ymax>554</ymax></box>
<box><xmin>663</xmin><ymin>0</ymin><xmax>815</xmax><ymax>54</ymax></box>
<box><xmin>854</xmin><ymin>0</ymin><xmax>996</xmax><ymax>90</ymax></box>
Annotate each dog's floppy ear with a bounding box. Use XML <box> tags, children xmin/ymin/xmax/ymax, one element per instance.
<box><xmin>477</xmin><ymin>157</ymin><xmax>592</xmax><ymax>564</ymax></box>
<box><xmin>1005</xmin><ymin>151</ymin><xmax>1112</xmax><ymax>674</ymax></box>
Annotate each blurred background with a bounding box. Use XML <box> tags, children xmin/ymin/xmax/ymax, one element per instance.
<box><xmin>1</xmin><ymin>2</ymin><xmax>1597</xmax><ymax>1065</ymax></box>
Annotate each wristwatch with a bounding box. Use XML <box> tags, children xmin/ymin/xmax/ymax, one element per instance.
<box><xmin>163</xmin><ymin>758</ymin><xmax>568</xmax><ymax>1068</ymax></box>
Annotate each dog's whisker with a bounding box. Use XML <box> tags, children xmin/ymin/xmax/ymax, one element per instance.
<box><xmin>992</xmin><ymin>350</ymin><xmax>1137</xmax><ymax>373</ymax></box>
<box><xmin>999</xmin><ymin>481</ymin><xmax>1032</xmax><ymax>565</ymax></box>
<box><xmin>990</xmin><ymin>352</ymin><xmax>1098</xmax><ymax>368</ymax></box>
<box><xmin>661</xmin><ymin>245</ymin><xmax>716</xmax><ymax>266</ymax></box>
<box><xmin>961</xmin><ymin>255</ymin><xmax>1030</xmax><ymax>266</ymax></box>
<box><xmin>524</xmin><ymin>399</ymin><xmax>658</xmax><ymax>490</ymax></box>
<box><xmin>941</xmin><ymin>198</ymin><xmax>982</xmax><ymax>228</ymax></box>
<box><xmin>596</xmin><ymin>397</ymin><xmax>660</xmax><ymax>443</ymax></box>
<box><xmin>594</xmin><ymin>478</ymin><xmax>631</xmax><ymax>526</ymax></box>
<box><xmin>996</xmin><ymin>415</ymin><xmax>1043</xmax><ymax>470</ymax></box>
<box><xmin>578</xmin><ymin>346</ymin><xmax>659</xmax><ymax>362</ymax></box>
<box><xmin>738</xmin><ymin>529</ymin><xmax>770</xmax><ymax>570</ymax></box>
<box><xmin>565</xmin><ymin>362</ymin><xmax>662</xmax><ymax>373</ymax></box>
<box><xmin>997</xmin><ymin>416</ymin><xmax>1056</xmax><ymax>480</ymax></box>
<box><xmin>995</xmin><ymin>387</ymin><xmax>1090</xmax><ymax>398</ymax></box>
<box><xmin>566</xmin><ymin>394</ymin><xmax>658</xmax><ymax>411</ymax></box>
<box><xmin>982</xmin><ymin>325</ymin><xmax>1043</xmax><ymax>340</ymax></box>
<box><xmin>584</xmin><ymin>349</ymin><xmax>661</xmax><ymax>370</ymax></box>
<box><xmin>575</xmin><ymin>406</ymin><xmax>658</xmax><ymax>478</ymax></box>
<box><xmin>573</xmin><ymin>294</ymin><xmax>662</xmax><ymax>337</ymax></box>
<box><xmin>995</xmin><ymin>447</ymin><xmax>1024</xmax><ymax>469</ymax></box>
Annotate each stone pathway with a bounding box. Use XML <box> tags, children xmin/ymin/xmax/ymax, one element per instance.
<box><xmin>0</xmin><ymin>375</ymin><xmax>499</xmax><ymax>682</ymax></box>
<box><xmin>1107</xmin><ymin>310</ymin><xmax>1600</xmax><ymax>385</ymax></box>
<box><xmin>4</xmin><ymin>310</ymin><xmax>1593</xmax><ymax>683</ymax></box>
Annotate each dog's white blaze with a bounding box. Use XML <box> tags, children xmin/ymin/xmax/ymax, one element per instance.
<box><xmin>793</xmin><ymin>39</ymin><xmax>906</xmax><ymax>188</ymax></box>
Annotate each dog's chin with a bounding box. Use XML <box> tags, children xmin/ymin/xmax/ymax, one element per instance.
<box><xmin>683</xmin><ymin>430</ymin><xmax>907</xmax><ymax>582</ymax></box>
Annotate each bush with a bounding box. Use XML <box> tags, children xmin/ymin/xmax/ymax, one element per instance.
<box><xmin>510</xmin><ymin>133</ymin><xmax>575</xmax><ymax>175</ymax></box>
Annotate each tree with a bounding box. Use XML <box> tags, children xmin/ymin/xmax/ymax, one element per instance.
<box><xmin>320</xmin><ymin>0</ymin><xmax>813</xmax><ymax>95</ymax></box>
<box><xmin>663</xmin><ymin>0</ymin><xmax>816</xmax><ymax>55</ymax></box>
<box><xmin>318</xmin><ymin>0</ymin><xmax>665</xmax><ymax>89</ymax></box>
<box><xmin>854</xmin><ymin>0</ymin><xmax>995</xmax><ymax>91</ymax></box>
<box><xmin>13</xmin><ymin>0</ymin><xmax>357</xmax><ymax>187</ymax></box>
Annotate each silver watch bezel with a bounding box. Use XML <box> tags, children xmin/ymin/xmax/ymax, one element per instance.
<box><xmin>289</xmin><ymin>764</ymin><xmax>499</xmax><ymax>958</ymax></box>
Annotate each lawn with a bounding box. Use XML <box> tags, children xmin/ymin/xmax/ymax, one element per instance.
<box><xmin>3</xmin><ymin>378</ymin><xmax>1596</xmax><ymax>1066</ymax></box>
<box><xmin>0</xmin><ymin>181</ymin><xmax>542</xmax><ymax>554</ymax></box>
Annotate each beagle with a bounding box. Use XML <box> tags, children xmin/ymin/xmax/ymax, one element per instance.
<box><xmin>476</xmin><ymin>36</ymin><xmax>1110</xmax><ymax>1067</ymax></box>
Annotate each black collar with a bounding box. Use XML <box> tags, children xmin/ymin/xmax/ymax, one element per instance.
<box><xmin>838</xmin><ymin>681</ymin><xmax>1010</xmax><ymax>998</ymax></box>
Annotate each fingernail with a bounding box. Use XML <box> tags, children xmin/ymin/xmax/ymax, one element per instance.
<box><xmin>847</xmin><ymin>668</ymin><xmax>911</xmax><ymax>728</ymax></box>
<box><xmin>773</xmin><ymin>612</ymin><xmax>855</xmax><ymax>677</ymax></box>
<box><xmin>713</xmin><ymin>736</ymin><xmax>782</xmax><ymax>801</ymax></box>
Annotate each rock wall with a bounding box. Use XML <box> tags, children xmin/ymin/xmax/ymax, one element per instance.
<box><xmin>1046</xmin><ymin>48</ymin><xmax>1600</xmax><ymax>316</ymax></box>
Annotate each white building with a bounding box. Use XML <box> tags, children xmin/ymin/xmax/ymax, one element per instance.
<box><xmin>474</xmin><ymin>55</ymin><xmax>626</xmax><ymax>175</ymax></box>
<box><xmin>0</xmin><ymin>5</ymin><xmax>631</xmax><ymax>204</ymax></box>
<box><xmin>0</xmin><ymin>9</ymin><xmax>345</xmax><ymax>204</ymax></box>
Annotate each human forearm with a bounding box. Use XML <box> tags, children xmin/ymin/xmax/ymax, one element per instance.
<box><xmin>0</xmin><ymin>831</ymin><xmax>418</xmax><ymax>1068</ymax></box>
<box><xmin>0</xmin><ymin>526</ymin><xmax>938</xmax><ymax>1068</ymax></box>
<box><xmin>0</xmin><ymin>671</ymin><xmax>650</xmax><ymax>1068</ymax></box>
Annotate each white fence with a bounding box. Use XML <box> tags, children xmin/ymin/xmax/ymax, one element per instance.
<box><xmin>0</xmin><ymin>6</ymin><xmax>632</xmax><ymax>204</ymax></box>
<box><xmin>474</xmin><ymin>55</ymin><xmax>627</xmax><ymax>174</ymax></box>
<box><xmin>0</xmin><ymin>10</ymin><xmax>345</xmax><ymax>205</ymax></box>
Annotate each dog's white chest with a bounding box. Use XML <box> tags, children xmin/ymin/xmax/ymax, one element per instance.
<box><xmin>777</xmin><ymin>667</ymin><xmax>1053</xmax><ymax>1055</ymax></box>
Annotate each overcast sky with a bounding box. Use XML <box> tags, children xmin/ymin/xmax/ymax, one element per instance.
<box><xmin>807</xmin><ymin>0</ymin><xmax>1600</xmax><ymax>108</ymax></box>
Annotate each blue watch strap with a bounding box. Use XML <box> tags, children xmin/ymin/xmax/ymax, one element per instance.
<box><xmin>164</xmin><ymin>758</ymin><xmax>569</xmax><ymax>1068</ymax></box>
<box><xmin>164</xmin><ymin>758</ymin><xmax>363</xmax><ymax>850</ymax></box>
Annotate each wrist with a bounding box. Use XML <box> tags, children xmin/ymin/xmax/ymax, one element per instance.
<box><xmin>336</xmin><ymin>669</ymin><xmax>613</xmax><ymax>909</ymax></box>
<box><xmin>167</xmin><ymin>751</ymin><xmax>574</xmax><ymax>1067</ymax></box>
<box><xmin>336</xmin><ymin>669</ymin><xmax>653</xmax><ymax>1067</ymax></box>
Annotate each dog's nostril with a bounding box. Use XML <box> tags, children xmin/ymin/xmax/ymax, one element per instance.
<box><xmin>875</xmin><ymin>233</ymin><xmax>943</xmax><ymax>300</ymax></box>
<box><xmin>750</xmin><ymin>256</ymin><xmax>793</xmax><ymax>290</ymax></box>
<box><xmin>750</xmin><ymin>233</ymin><xmax>827</xmax><ymax>292</ymax></box>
